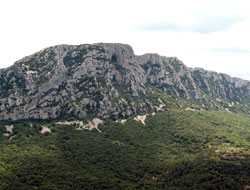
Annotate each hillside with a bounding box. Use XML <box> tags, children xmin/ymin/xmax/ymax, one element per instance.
<box><xmin>0</xmin><ymin>109</ymin><xmax>250</xmax><ymax>189</ymax></box>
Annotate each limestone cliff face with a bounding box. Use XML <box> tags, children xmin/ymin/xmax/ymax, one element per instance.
<box><xmin>0</xmin><ymin>43</ymin><xmax>249</xmax><ymax>120</ymax></box>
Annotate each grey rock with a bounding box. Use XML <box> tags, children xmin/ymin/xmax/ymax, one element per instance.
<box><xmin>0</xmin><ymin>43</ymin><xmax>249</xmax><ymax>120</ymax></box>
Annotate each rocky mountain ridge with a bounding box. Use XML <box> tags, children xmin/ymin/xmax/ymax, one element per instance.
<box><xmin>0</xmin><ymin>43</ymin><xmax>249</xmax><ymax>120</ymax></box>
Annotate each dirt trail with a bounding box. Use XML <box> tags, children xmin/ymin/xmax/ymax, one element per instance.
<box><xmin>41</xmin><ymin>126</ymin><xmax>51</xmax><ymax>134</ymax></box>
<box><xmin>134</xmin><ymin>115</ymin><xmax>147</xmax><ymax>125</ymax></box>
<box><xmin>56</xmin><ymin>118</ymin><xmax>103</xmax><ymax>133</ymax></box>
<box><xmin>5</xmin><ymin>125</ymin><xmax>14</xmax><ymax>133</ymax></box>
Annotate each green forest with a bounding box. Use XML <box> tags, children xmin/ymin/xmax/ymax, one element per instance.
<box><xmin>0</xmin><ymin>109</ymin><xmax>249</xmax><ymax>189</ymax></box>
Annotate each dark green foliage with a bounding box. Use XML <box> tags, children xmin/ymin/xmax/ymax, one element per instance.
<box><xmin>111</xmin><ymin>53</ymin><xmax>117</xmax><ymax>63</ymax></box>
<box><xmin>0</xmin><ymin>109</ymin><xmax>249</xmax><ymax>189</ymax></box>
<box><xmin>141</xmin><ymin>61</ymin><xmax>161</xmax><ymax>75</ymax></box>
<box><xmin>169</xmin><ymin>59</ymin><xmax>183</xmax><ymax>73</ymax></box>
<box><xmin>0</xmin><ymin>68</ymin><xmax>26</xmax><ymax>97</ymax></box>
<box><xmin>63</xmin><ymin>47</ymin><xmax>88</xmax><ymax>68</ymax></box>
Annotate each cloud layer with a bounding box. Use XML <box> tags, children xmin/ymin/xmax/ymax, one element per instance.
<box><xmin>139</xmin><ymin>16</ymin><xmax>242</xmax><ymax>34</ymax></box>
<box><xmin>0</xmin><ymin>0</ymin><xmax>249</xmax><ymax>80</ymax></box>
<box><xmin>138</xmin><ymin>1</ymin><xmax>248</xmax><ymax>34</ymax></box>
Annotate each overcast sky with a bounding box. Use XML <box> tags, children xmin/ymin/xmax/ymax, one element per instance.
<box><xmin>0</xmin><ymin>0</ymin><xmax>250</xmax><ymax>80</ymax></box>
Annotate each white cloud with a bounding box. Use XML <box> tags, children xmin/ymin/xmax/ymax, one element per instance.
<box><xmin>138</xmin><ymin>0</ymin><xmax>249</xmax><ymax>34</ymax></box>
<box><xmin>0</xmin><ymin>0</ymin><xmax>249</xmax><ymax>81</ymax></box>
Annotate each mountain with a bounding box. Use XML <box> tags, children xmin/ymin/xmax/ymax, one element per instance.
<box><xmin>0</xmin><ymin>43</ymin><xmax>250</xmax><ymax>189</ymax></box>
<box><xmin>0</xmin><ymin>43</ymin><xmax>249</xmax><ymax>120</ymax></box>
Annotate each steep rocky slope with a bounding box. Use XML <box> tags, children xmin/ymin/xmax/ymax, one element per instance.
<box><xmin>0</xmin><ymin>43</ymin><xmax>249</xmax><ymax>120</ymax></box>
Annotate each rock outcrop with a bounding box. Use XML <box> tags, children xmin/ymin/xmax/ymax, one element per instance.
<box><xmin>0</xmin><ymin>43</ymin><xmax>249</xmax><ymax>120</ymax></box>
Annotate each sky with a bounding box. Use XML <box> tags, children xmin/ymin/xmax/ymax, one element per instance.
<box><xmin>0</xmin><ymin>0</ymin><xmax>250</xmax><ymax>81</ymax></box>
